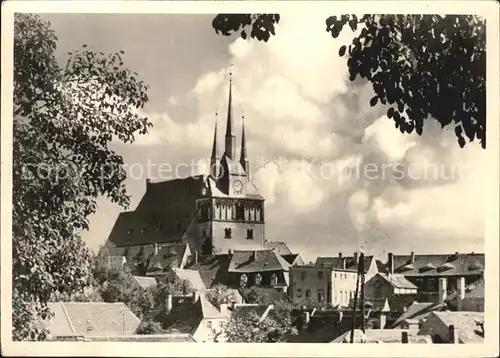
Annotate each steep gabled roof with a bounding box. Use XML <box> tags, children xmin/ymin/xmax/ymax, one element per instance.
<box><xmin>184</xmin><ymin>255</ymin><xmax>231</xmax><ymax>287</ymax></box>
<box><xmin>172</xmin><ymin>269</ymin><xmax>206</xmax><ymax>291</ymax></box>
<box><xmin>44</xmin><ymin>302</ymin><xmax>141</xmax><ymax>337</ymax></box>
<box><xmin>392</xmin><ymin>301</ymin><xmax>447</xmax><ymax>328</ymax></box>
<box><xmin>158</xmin><ymin>294</ymin><xmax>226</xmax><ymax>334</ymax></box>
<box><xmin>228</xmin><ymin>250</ymin><xmax>290</xmax><ymax>273</ymax></box>
<box><xmin>420</xmin><ymin>311</ymin><xmax>484</xmax><ymax>343</ymax></box>
<box><xmin>133</xmin><ymin>276</ymin><xmax>158</xmax><ymax>289</ymax></box>
<box><xmin>315</xmin><ymin>255</ymin><xmax>375</xmax><ymax>274</ymax></box>
<box><xmin>281</xmin><ymin>254</ymin><xmax>304</xmax><ymax>266</ymax></box>
<box><xmin>107</xmin><ymin>176</ymin><xmax>205</xmax><ymax>246</ymax></box>
<box><xmin>392</xmin><ymin>253</ymin><xmax>484</xmax><ymax>277</ymax></box>
<box><xmin>263</xmin><ymin>241</ymin><xmax>292</xmax><ymax>255</ymax></box>
<box><xmin>377</xmin><ymin>273</ymin><xmax>418</xmax><ymax>290</ymax></box>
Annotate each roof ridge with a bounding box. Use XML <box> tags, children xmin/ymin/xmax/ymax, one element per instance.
<box><xmin>59</xmin><ymin>302</ymin><xmax>77</xmax><ymax>335</ymax></box>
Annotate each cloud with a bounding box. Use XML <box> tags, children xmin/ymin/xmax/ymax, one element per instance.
<box><xmin>79</xmin><ymin>14</ymin><xmax>486</xmax><ymax>259</ymax></box>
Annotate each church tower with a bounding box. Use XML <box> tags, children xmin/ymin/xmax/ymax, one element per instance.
<box><xmin>196</xmin><ymin>71</ymin><xmax>265</xmax><ymax>255</ymax></box>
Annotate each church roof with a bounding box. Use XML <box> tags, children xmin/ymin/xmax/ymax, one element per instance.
<box><xmin>107</xmin><ymin>176</ymin><xmax>205</xmax><ymax>246</ymax></box>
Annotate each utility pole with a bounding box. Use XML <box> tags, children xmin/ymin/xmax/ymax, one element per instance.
<box><xmin>349</xmin><ymin>252</ymin><xmax>365</xmax><ymax>343</ymax></box>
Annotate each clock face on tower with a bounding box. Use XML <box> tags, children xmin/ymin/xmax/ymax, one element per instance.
<box><xmin>232</xmin><ymin>180</ymin><xmax>243</xmax><ymax>194</ymax></box>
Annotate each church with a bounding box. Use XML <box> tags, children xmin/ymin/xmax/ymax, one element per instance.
<box><xmin>105</xmin><ymin>74</ymin><xmax>277</xmax><ymax>265</ymax></box>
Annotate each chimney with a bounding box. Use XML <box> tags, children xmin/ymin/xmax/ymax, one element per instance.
<box><xmin>341</xmin><ymin>258</ymin><xmax>346</xmax><ymax>270</ymax></box>
<box><xmin>448</xmin><ymin>325</ymin><xmax>458</xmax><ymax>343</ymax></box>
<box><xmin>193</xmin><ymin>291</ymin><xmax>200</xmax><ymax>303</ymax></box>
<box><xmin>338</xmin><ymin>311</ymin><xmax>343</xmax><ymax>323</ymax></box>
<box><xmin>379</xmin><ymin>313</ymin><xmax>387</xmax><ymax>329</ymax></box>
<box><xmin>253</xmin><ymin>250</ymin><xmax>258</xmax><ymax>261</ymax></box>
<box><xmin>438</xmin><ymin>277</ymin><xmax>448</xmax><ymax>303</ymax></box>
<box><xmin>410</xmin><ymin>251</ymin><xmax>415</xmax><ymax>264</ymax></box>
<box><xmin>220</xmin><ymin>303</ymin><xmax>228</xmax><ymax>316</ymax></box>
<box><xmin>401</xmin><ymin>331</ymin><xmax>409</xmax><ymax>343</ymax></box>
<box><xmin>388</xmin><ymin>252</ymin><xmax>394</xmax><ymax>275</ymax></box>
<box><xmin>354</xmin><ymin>252</ymin><xmax>359</xmax><ymax>266</ymax></box>
<box><xmin>339</xmin><ymin>252</ymin><xmax>343</xmax><ymax>259</ymax></box>
<box><xmin>304</xmin><ymin>311</ymin><xmax>311</xmax><ymax>324</ymax></box>
<box><xmin>154</xmin><ymin>242</ymin><xmax>159</xmax><ymax>256</ymax></box>
<box><xmin>166</xmin><ymin>294</ymin><xmax>173</xmax><ymax>313</ymax></box>
<box><xmin>194</xmin><ymin>250</ymin><xmax>199</xmax><ymax>264</ymax></box>
<box><xmin>457</xmin><ymin>276</ymin><xmax>466</xmax><ymax>310</ymax></box>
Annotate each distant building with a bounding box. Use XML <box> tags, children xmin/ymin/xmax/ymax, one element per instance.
<box><xmin>316</xmin><ymin>252</ymin><xmax>382</xmax><ymax>281</ymax></box>
<box><xmin>445</xmin><ymin>277</ymin><xmax>484</xmax><ymax>312</ymax></box>
<box><xmin>417</xmin><ymin>311</ymin><xmax>484</xmax><ymax>343</ymax></box>
<box><xmin>227</xmin><ymin>249</ymin><xmax>291</xmax><ymax>290</ymax></box>
<box><xmin>331</xmin><ymin>328</ymin><xmax>433</xmax><ymax>343</ymax></box>
<box><xmin>153</xmin><ymin>292</ymin><xmax>229</xmax><ymax>342</ymax></box>
<box><xmin>289</xmin><ymin>264</ymin><xmax>358</xmax><ymax>307</ymax></box>
<box><xmin>385</xmin><ymin>251</ymin><xmax>484</xmax><ymax>302</ymax></box>
<box><xmin>391</xmin><ymin>301</ymin><xmax>447</xmax><ymax>331</ymax></box>
<box><xmin>133</xmin><ymin>276</ymin><xmax>158</xmax><ymax>290</ymax></box>
<box><xmin>42</xmin><ymin>302</ymin><xmax>141</xmax><ymax>340</ymax></box>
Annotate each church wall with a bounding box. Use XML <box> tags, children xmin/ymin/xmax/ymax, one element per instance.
<box><xmin>211</xmin><ymin>221</ymin><xmax>264</xmax><ymax>254</ymax></box>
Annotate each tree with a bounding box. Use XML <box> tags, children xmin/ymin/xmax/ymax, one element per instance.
<box><xmin>13</xmin><ymin>14</ymin><xmax>151</xmax><ymax>340</ymax></box>
<box><xmin>212</xmin><ymin>14</ymin><xmax>486</xmax><ymax>149</ymax></box>
<box><xmin>152</xmin><ymin>279</ymin><xmax>194</xmax><ymax>307</ymax></box>
<box><xmin>221</xmin><ymin>300</ymin><xmax>298</xmax><ymax>342</ymax></box>
<box><xmin>206</xmin><ymin>284</ymin><xmax>239</xmax><ymax>307</ymax></box>
<box><xmin>135</xmin><ymin>319</ymin><xmax>165</xmax><ymax>335</ymax></box>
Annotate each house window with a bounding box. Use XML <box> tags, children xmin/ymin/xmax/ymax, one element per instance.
<box><xmin>224</xmin><ymin>228</ymin><xmax>232</xmax><ymax>239</ymax></box>
<box><xmin>301</xmin><ymin>271</ymin><xmax>306</xmax><ymax>280</ymax></box>
<box><xmin>305</xmin><ymin>289</ymin><xmax>311</xmax><ymax>298</ymax></box>
<box><xmin>318</xmin><ymin>271</ymin><xmax>324</xmax><ymax>279</ymax></box>
<box><xmin>317</xmin><ymin>289</ymin><xmax>325</xmax><ymax>302</ymax></box>
<box><xmin>240</xmin><ymin>274</ymin><xmax>248</xmax><ymax>288</ymax></box>
<box><xmin>255</xmin><ymin>273</ymin><xmax>262</xmax><ymax>286</ymax></box>
<box><xmin>416</xmin><ymin>278</ymin><xmax>423</xmax><ymax>286</ymax></box>
<box><xmin>270</xmin><ymin>273</ymin><xmax>278</xmax><ymax>287</ymax></box>
<box><xmin>334</xmin><ymin>273</ymin><xmax>337</xmax><ymax>279</ymax></box>
<box><xmin>427</xmin><ymin>278</ymin><xmax>435</xmax><ymax>290</ymax></box>
<box><xmin>296</xmin><ymin>288</ymin><xmax>303</xmax><ymax>298</ymax></box>
<box><xmin>246</xmin><ymin>229</ymin><xmax>254</xmax><ymax>240</ymax></box>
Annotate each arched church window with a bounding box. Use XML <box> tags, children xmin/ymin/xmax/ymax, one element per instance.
<box><xmin>255</xmin><ymin>273</ymin><xmax>262</xmax><ymax>286</ymax></box>
<box><xmin>240</xmin><ymin>274</ymin><xmax>248</xmax><ymax>288</ymax></box>
<box><xmin>231</xmin><ymin>203</ymin><xmax>237</xmax><ymax>220</ymax></box>
<box><xmin>246</xmin><ymin>229</ymin><xmax>254</xmax><ymax>240</ymax></box>
<box><xmin>224</xmin><ymin>228</ymin><xmax>232</xmax><ymax>239</ymax></box>
<box><xmin>270</xmin><ymin>273</ymin><xmax>278</xmax><ymax>287</ymax></box>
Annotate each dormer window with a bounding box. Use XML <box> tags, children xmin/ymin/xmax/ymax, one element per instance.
<box><xmin>240</xmin><ymin>274</ymin><xmax>248</xmax><ymax>288</ymax></box>
<box><xmin>437</xmin><ymin>262</ymin><xmax>455</xmax><ymax>272</ymax></box>
<box><xmin>127</xmin><ymin>228</ymin><xmax>133</xmax><ymax>235</ymax></box>
<box><xmin>141</xmin><ymin>226</ymin><xmax>146</xmax><ymax>234</ymax></box>
<box><xmin>419</xmin><ymin>263</ymin><xmax>436</xmax><ymax>272</ymax></box>
<box><xmin>224</xmin><ymin>228</ymin><xmax>232</xmax><ymax>239</ymax></box>
<box><xmin>270</xmin><ymin>273</ymin><xmax>278</xmax><ymax>287</ymax></box>
<box><xmin>246</xmin><ymin>229</ymin><xmax>254</xmax><ymax>240</ymax></box>
<box><xmin>255</xmin><ymin>273</ymin><xmax>262</xmax><ymax>286</ymax></box>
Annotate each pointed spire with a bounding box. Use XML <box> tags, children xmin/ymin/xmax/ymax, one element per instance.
<box><xmin>224</xmin><ymin>67</ymin><xmax>236</xmax><ymax>160</ymax></box>
<box><xmin>240</xmin><ymin>116</ymin><xmax>247</xmax><ymax>160</ymax></box>
<box><xmin>211</xmin><ymin>112</ymin><xmax>219</xmax><ymax>159</ymax></box>
<box><xmin>210</xmin><ymin>112</ymin><xmax>220</xmax><ymax>180</ymax></box>
<box><xmin>240</xmin><ymin>115</ymin><xmax>249</xmax><ymax>175</ymax></box>
<box><xmin>225</xmin><ymin>70</ymin><xmax>234</xmax><ymax>137</ymax></box>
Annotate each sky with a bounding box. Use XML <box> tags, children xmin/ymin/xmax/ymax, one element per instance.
<box><xmin>40</xmin><ymin>13</ymin><xmax>486</xmax><ymax>262</ymax></box>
